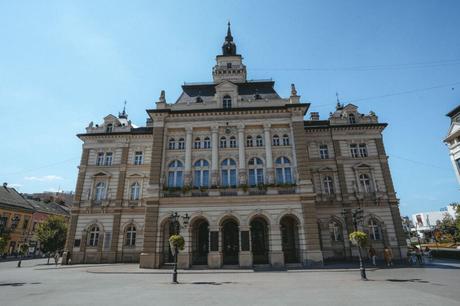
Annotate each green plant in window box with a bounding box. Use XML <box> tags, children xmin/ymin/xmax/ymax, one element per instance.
<box><xmin>182</xmin><ymin>185</ymin><xmax>191</xmax><ymax>193</ymax></box>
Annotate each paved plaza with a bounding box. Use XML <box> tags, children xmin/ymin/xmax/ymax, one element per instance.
<box><xmin>1</xmin><ymin>259</ymin><xmax>460</xmax><ymax>306</ymax></box>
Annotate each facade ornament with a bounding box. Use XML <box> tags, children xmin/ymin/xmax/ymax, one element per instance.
<box><xmin>88</xmin><ymin>121</ymin><xmax>94</xmax><ymax>128</ymax></box>
<box><xmin>290</xmin><ymin>84</ymin><xmax>297</xmax><ymax>96</ymax></box>
<box><xmin>159</xmin><ymin>90</ymin><xmax>166</xmax><ymax>103</ymax></box>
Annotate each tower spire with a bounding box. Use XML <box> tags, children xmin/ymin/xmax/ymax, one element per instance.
<box><xmin>222</xmin><ymin>21</ymin><xmax>237</xmax><ymax>56</ymax></box>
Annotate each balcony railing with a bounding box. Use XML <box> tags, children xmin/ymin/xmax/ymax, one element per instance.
<box><xmin>161</xmin><ymin>184</ymin><xmax>297</xmax><ymax>198</ymax></box>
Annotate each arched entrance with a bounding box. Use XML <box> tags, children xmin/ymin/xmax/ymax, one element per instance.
<box><xmin>222</xmin><ymin>219</ymin><xmax>239</xmax><ymax>265</ymax></box>
<box><xmin>250</xmin><ymin>217</ymin><xmax>269</xmax><ymax>264</ymax></box>
<box><xmin>161</xmin><ymin>220</ymin><xmax>175</xmax><ymax>265</ymax></box>
<box><xmin>280</xmin><ymin>216</ymin><xmax>300</xmax><ymax>263</ymax></box>
<box><xmin>191</xmin><ymin>219</ymin><xmax>209</xmax><ymax>265</ymax></box>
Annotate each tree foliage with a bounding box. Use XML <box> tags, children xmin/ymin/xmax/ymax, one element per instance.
<box><xmin>36</xmin><ymin>216</ymin><xmax>68</xmax><ymax>255</ymax></box>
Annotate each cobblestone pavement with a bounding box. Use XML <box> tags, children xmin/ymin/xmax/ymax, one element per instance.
<box><xmin>1</xmin><ymin>259</ymin><xmax>459</xmax><ymax>306</ymax></box>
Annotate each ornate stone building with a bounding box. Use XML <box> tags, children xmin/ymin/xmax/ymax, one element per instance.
<box><xmin>63</xmin><ymin>24</ymin><xmax>407</xmax><ymax>268</ymax></box>
<box><xmin>445</xmin><ymin>105</ymin><xmax>460</xmax><ymax>185</ymax></box>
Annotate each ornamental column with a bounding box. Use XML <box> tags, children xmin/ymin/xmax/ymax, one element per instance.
<box><xmin>238</xmin><ymin>124</ymin><xmax>247</xmax><ymax>185</ymax></box>
<box><xmin>264</xmin><ymin>123</ymin><xmax>274</xmax><ymax>184</ymax></box>
<box><xmin>184</xmin><ymin>126</ymin><xmax>193</xmax><ymax>186</ymax></box>
<box><xmin>211</xmin><ymin>125</ymin><xmax>219</xmax><ymax>186</ymax></box>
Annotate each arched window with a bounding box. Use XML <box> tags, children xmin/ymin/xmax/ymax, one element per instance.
<box><xmin>256</xmin><ymin>135</ymin><xmax>263</xmax><ymax>147</ymax></box>
<box><xmin>88</xmin><ymin>225</ymin><xmax>100</xmax><ymax>247</ymax></box>
<box><xmin>248</xmin><ymin>157</ymin><xmax>264</xmax><ymax>186</ymax></box>
<box><xmin>168</xmin><ymin>160</ymin><xmax>184</xmax><ymax>188</ymax></box>
<box><xmin>193</xmin><ymin>159</ymin><xmax>210</xmax><ymax>188</ymax></box>
<box><xmin>348</xmin><ymin>114</ymin><xmax>356</xmax><ymax>124</ymax></box>
<box><xmin>359</xmin><ymin>174</ymin><xmax>372</xmax><ymax>192</ymax></box>
<box><xmin>275</xmin><ymin>157</ymin><xmax>292</xmax><ymax>184</ymax></box>
<box><xmin>95</xmin><ymin>182</ymin><xmax>106</xmax><ymax>201</ymax></box>
<box><xmin>282</xmin><ymin>134</ymin><xmax>290</xmax><ymax>146</ymax></box>
<box><xmin>329</xmin><ymin>221</ymin><xmax>342</xmax><ymax>241</ymax></box>
<box><xmin>223</xmin><ymin>95</ymin><xmax>232</xmax><ymax>109</ymax></box>
<box><xmin>106</xmin><ymin>123</ymin><xmax>113</xmax><ymax>133</ymax></box>
<box><xmin>323</xmin><ymin>176</ymin><xmax>334</xmax><ymax>194</ymax></box>
<box><xmin>368</xmin><ymin>219</ymin><xmax>381</xmax><ymax>240</ymax></box>
<box><xmin>221</xmin><ymin>158</ymin><xmax>237</xmax><ymax>187</ymax></box>
<box><xmin>168</xmin><ymin>138</ymin><xmax>176</xmax><ymax>150</ymax></box>
<box><xmin>125</xmin><ymin>224</ymin><xmax>136</xmax><ymax>246</ymax></box>
<box><xmin>359</xmin><ymin>143</ymin><xmax>368</xmax><ymax>157</ymax></box>
<box><xmin>194</xmin><ymin>137</ymin><xmax>201</xmax><ymax>149</ymax></box>
<box><xmin>203</xmin><ymin>137</ymin><xmax>211</xmax><ymax>149</ymax></box>
<box><xmin>220</xmin><ymin>136</ymin><xmax>227</xmax><ymax>148</ymax></box>
<box><xmin>229</xmin><ymin>136</ymin><xmax>237</xmax><ymax>148</ymax></box>
<box><xmin>178</xmin><ymin>138</ymin><xmax>185</xmax><ymax>150</ymax></box>
<box><xmin>246</xmin><ymin>136</ymin><xmax>253</xmax><ymax>147</ymax></box>
<box><xmin>272</xmin><ymin>135</ymin><xmax>280</xmax><ymax>146</ymax></box>
<box><xmin>130</xmin><ymin>182</ymin><xmax>140</xmax><ymax>200</ymax></box>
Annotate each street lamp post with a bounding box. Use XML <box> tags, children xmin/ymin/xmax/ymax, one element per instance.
<box><xmin>169</xmin><ymin>212</ymin><xmax>190</xmax><ymax>284</ymax></box>
<box><xmin>343</xmin><ymin>207</ymin><xmax>367</xmax><ymax>280</ymax></box>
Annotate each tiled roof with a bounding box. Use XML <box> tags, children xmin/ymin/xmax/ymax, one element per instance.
<box><xmin>27</xmin><ymin>200</ymin><xmax>70</xmax><ymax>216</ymax></box>
<box><xmin>0</xmin><ymin>186</ymin><xmax>34</xmax><ymax>211</ymax></box>
<box><xmin>181</xmin><ymin>80</ymin><xmax>278</xmax><ymax>97</ymax></box>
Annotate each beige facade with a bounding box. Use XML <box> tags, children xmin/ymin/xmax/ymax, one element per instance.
<box><xmin>63</xmin><ymin>24</ymin><xmax>407</xmax><ymax>268</ymax></box>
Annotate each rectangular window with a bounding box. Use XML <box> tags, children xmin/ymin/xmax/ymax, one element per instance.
<box><xmin>319</xmin><ymin>145</ymin><xmax>329</xmax><ymax>159</ymax></box>
<box><xmin>104</xmin><ymin>152</ymin><xmax>113</xmax><ymax>166</ymax></box>
<box><xmin>276</xmin><ymin>168</ymin><xmax>283</xmax><ymax>184</ymax></box>
<box><xmin>230</xmin><ymin>169</ymin><xmax>237</xmax><ymax>187</ymax></box>
<box><xmin>22</xmin><ymin>217</ymin><xmax>29</xmax><ymax>230</ymax></box>
<box><xmin>256</xmin><ymin>169</ymin><xmax>264</xmax><ymax>185</ymax></box>
<box><xmin>134</xmin><ymin>151</ymin><xmax>143</xmax><ymax>165</ymax></box>
<box><xmin>359</xmin><ymin>144</ymin><xmax>368</xmax><ymax>157</ymax></box>
<box><xmin>176</xmin><ymin>171</ymin><xmax>183</xmax><ymax>188</ymax></box>
<box><xmin>168</xmin><ymin>172</ymin><xmax>175</xmax><ymax>187</ymax></box>
<box><xmin>203</xmin><ymin>170</ymin><xmax>209</xmax><ymax>187</ymax></box>
<box><xmin>221</xmin><ymin>170</ymin><xmax>229</xmax><ymax>187</ymax></box>
<box><xmin>96</xmin><ymin>152</ymin><xmax>104</xmax><ymax>166</ymax></box>
<box><xmin>284</xmin><ymin>168</ymin><xmax>292</xmax><ymax>184</ymax></box>
<box><xmin>350</xmin><ymin>144</ymin><xmax>359</xmax><ymax>158</ymax></box>
<box><xmin>193</xmin><ymin>170</ymin><xmax>201</xmax><ymax>188</ymax></box>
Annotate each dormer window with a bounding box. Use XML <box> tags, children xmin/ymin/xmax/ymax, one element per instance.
<box><xmin>106</xmin><ymin>123</ymin><xmax>113</xmax><ymax>133</ymax></box>
<box><xmin>254</xmin><ymin>94</ymin><xmax>262</xmax><ymax>100</ymax></box>
<box><xmin>223</xmin><ymin>95</ymin><xmax>232</xmax><ymax>109</ymax></box>
<box><xmin>196</xmin><ymin>96</ymin><xmax>203</xmax><ymax>103</ymax></box>
<box><xmin>348</xmin><ymin>114</ymin><xmax>356</xmax><ymax>124</ymax></box>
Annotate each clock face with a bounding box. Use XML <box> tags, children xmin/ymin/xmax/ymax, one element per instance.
<box><xmin>225</xmin><ymin>127</ymin><xmax>231</xmax><ymax>134</ymax></box>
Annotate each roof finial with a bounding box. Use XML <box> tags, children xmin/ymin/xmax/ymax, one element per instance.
<box><xmin>119</xmin><ymin>100</ymin><xmax>128</xmax><ymax>119</ymax></box>
<box><xmin>335</xmin><ymin>92</ymin><xmax>343</xmax><ymax>110</ymax></box>
<box><xmin>291</xmin><ymin>83</ymin><xmax>297</xmax><ymax>96</ymax></box>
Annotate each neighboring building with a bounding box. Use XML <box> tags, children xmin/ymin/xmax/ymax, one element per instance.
<box><xmin>24</xmin><ymin>191</ymin><xmax>74</xmax><ymax>207</ymax></box>
<box><xmin>0</xmin><ymin>183</ymin><xmax>35</xmax><ymax>255</ymax></box>
<box><xmin>27</xmin><ymin>200</ymin><xmax>70</xmax><ymax>255</ymax></box>
<box><xmin>445</xmin><ymin>105</ymin><xmax>460</xmax><ymax>185</ymax></box>
<box><xmin>63</xmin><ymin>24</ymin><xmax>407</xmax><ymax>268</ymax></box>
<box><xmin>411</xmin><ymin>204</ymin><xmax>457</xmax><ymax>239</ymax></box>
<box><xmin>0</xmin><ymin>183</ymin><xmax>70</xmax><ymax>256</ymax></box>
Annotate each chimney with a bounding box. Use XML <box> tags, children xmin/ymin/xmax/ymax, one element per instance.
<box><xmin>310</xmin><ymin>112</ymin><xmax>320</xmax><ymax>121</ymax></box>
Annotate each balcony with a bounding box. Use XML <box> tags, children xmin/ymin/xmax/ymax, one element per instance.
<box><xmin>161</xmin><ymin>184</ymin><xmax>297</xmax><ymax>198</ymax></box>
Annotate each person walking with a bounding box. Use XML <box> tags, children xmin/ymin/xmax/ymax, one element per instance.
<box><xmin>383</xmin><ymin>246</ymin><xmax>393</xmax><ymax>267</ymax></box>
<box><xmin>368</xmin><ymin>246</ymin><xmax>377</xmax><ymax>266</ymax></box>
<box><xmin>415</xmin><ymin>247</ymin><xmax>423</xmax><ymax>265</ymax></box>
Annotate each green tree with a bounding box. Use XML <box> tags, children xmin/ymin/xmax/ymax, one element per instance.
<box><xmin>36</xmin><ymin>216</ymin><xmax>68</xmax><ymax>264</ymax></box>
<box><xmin>0</xmin><ymin>230</ymin><xmax>11</xmax><ymax>255</ymax></box>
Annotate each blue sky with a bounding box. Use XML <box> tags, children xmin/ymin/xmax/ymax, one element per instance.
<box><xmin>0</xmin><ymin>0</ymin><xmax>459</xmax><ymax>216</ymax></box>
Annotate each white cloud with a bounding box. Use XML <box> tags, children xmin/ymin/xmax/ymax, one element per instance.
<box><xmin>24</xmin><ymin>175</ymin><xmax>63</xmax><ymax>182</ymax></box>
<box><xmin>7</xmin><ymin>183</ymin><xmax>22</xmax><ymax>188</ymax></box>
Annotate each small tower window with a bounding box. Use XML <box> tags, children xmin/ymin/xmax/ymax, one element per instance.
<box><xmin>223</xmin><ymin>95</ymin><xmax>232</xmax><ymax>109</ymax></box>
<box><xmin>348</xmin><ymin>114</ymin><xmax>356</xmax><ymax>124</ymax></box>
